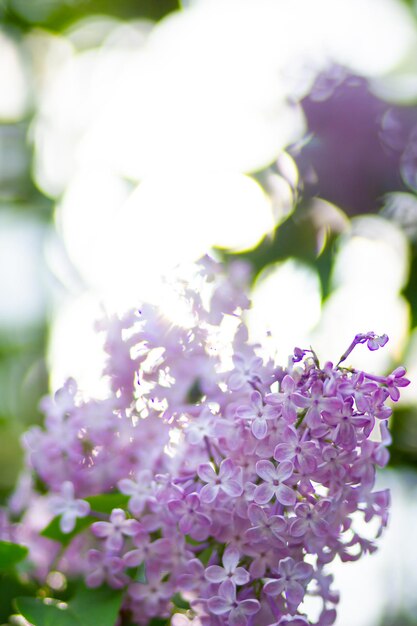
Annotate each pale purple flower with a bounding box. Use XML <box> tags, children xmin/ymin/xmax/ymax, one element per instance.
<box><xmin>198</xmin><ymin>458</ymin><xmax>242</xmax><ymax>503</ymax></box>
<box><xmin>129</xmin><ymin>567</ymin><xmax>173</xmax><ymax>613</ymax></box>
<box><xmin>274</xmin><ymin>427</ymin><xmax>318</xmax><ymax>473</ymax></box>
<box><xmin>322</xmin><ymin>399</ymin><xmax>368</xmax><ymax>450</ymax></box>
<box><xmin>254</xmin><ymin>460</ymin><xmax>296</xmax><ymax>506</ymax></box>
<box><xmin>245</xmin><ymin>542</ymin><xmax>285</xmax><ymax>578</ymax></box>
<box><xmin>85</xmin><ymin>549</ymin><xmax>127</xmax><ymax>589</ymax></box>
<box><xmin>245</xmin><ymin>503</ymin><xmax>287</xmax><ymax>543</ymax></box>
<box><xmin>40</xmin><ymin>378</ymin><xmax>78</xmax><ymax>428</ymax></box>
<box><xmin>263</xmin><ymin>557</ymin><xmax>313</xmax><ymax>609</ymax></box>
<box><xmin>265</xmin><ymin>376</ymin><xmax>302</xmax><ymax>423</ymax></box>
<box><xmin>338</xmin><ymin>372</ymin><xmax>378</xmax><ymax>412</ymax></box>
<box><xmin>236</xmin><ymin>391</ymin><xmax>279</xmax><ymax>439</ymax></box>
<box><xmin>369</xmin><ymin>387</ymin><xmax>392</xmax><ymax>421</ymax></box>
<box><xmin>384</xmin><ymin>366</ymin><xmax>410</xmax><ymax>401</ymax></box>
<box><xmin>177</xmin><ymin>558</ymin><xmax>206</xmax><ymax>591</ymax></box>
<box><xmin>362</xmin><ymin>489</ymin><xmax>390</xmax><ymax>528</ymax></box>
<box><xmin>228</xmin><ymin>354</ymin><xmax>264</xmax><ymax>391</ymax></box>
<box><xmin>207</xmin><ymin>579</ymin><xmax>260</xmax><ymax>626</ymax></box>
<box><xmin>185</xmin><ymin>408</ymin><xmax>216</xmax><ymax>445</ymax></box>
<box><xmin>123</xmin><ymin>535</ymin><xmax>171</xmax><ymax>567</ymax></box>
<box><xmin>217</xmin><ymin>514</ymin><xmax>252</xmax><ymax>553</ymax></box>
<box><xmin>168</xmin><ymin>492</ymin><xmax>211</xmax><ymax>535</ymax></box>
<box><xmin>118</xmin><ymin>469</ymin><xmax>156</xmax><ymax>516</ymax></box>
<box><xmin>292</xmin><ymin>380</ymin><xmax>342</xmax><ymax>430</ymax></box>
<box><xmin>289</xmin><ymin>500</ymin><xmax>331</xmax><ymax>538</ymax></box>
<box><xmin>49</xmin><ymin>481</ymin><xmax>90</xmax><ymax>533</ymax></box>
<box><xmin>91</xmin><ymin>508</ymin><xmax>141</xmax><ymax>551</ymax></box>
<box><xmin>205</xmin><ymin>546</ymin><xmax>249</xmax><ymax>586</ymax></box>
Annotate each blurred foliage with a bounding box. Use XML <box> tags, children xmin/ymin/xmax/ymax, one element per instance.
<box><xmin>220</xmin><ymin>200</ymin><xmax>338</xmax><ymax>300</ymax></box>
<box><xmin>404</xmin><ymin>247</ymin><xmax>417</xmax><ymax>328</ymax></box>
<box><xmin>380</xmin><ymin>614</ymin><xmax>417</xmax><ymax>626</ymax></box>
<box><xmin>0</xmin><ymin>0</ymin><xmax>180</xmax><ymax>31</ymax></box>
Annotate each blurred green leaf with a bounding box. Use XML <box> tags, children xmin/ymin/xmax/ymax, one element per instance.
<box><xmin>390</xmin><ymin>407</ymin><xmax>417</xmax><ymax>470</ymax></box>
<box><xmin>403</xmin><ymin>248</ymin><xmax>417</xmax><ymax>328</ymax></box>
<box><xmin>136</xmin><ymin>561</ymin><xmax>147</xmax><ymax>584</ymax></box>
<box><xmin>0</xmin><ymin>541</ymin><xmax>28</xmax><ymax>571</ymax></box>
<box><xmin>16</xmin><ymin>584</ymin><xmax>125</xmax><ymax>626</ymax></box>
<box><xmin>40</xmin><ymin>515</ymin><xmax>95</xmax><ymax>546</ymax></box>
<box><xmin>172</xmin><ymin>592</ymin><xmax>190</xmax><ymax>610</ymax></box>
<box><xmin>0</xmin><ymin>424</ymin><xmax>23</xmax><ymax>499</ymax></box>
<box><xmin>15</xmin><ymin>597</ymin><xmax>80</xmax><ymax>626</ymax></box>
<box><xmin>0</xmin><ymin>573</ymin><xmax>35</xmax><ymax>621</ymax></box>
<box><xmin>68</xmin><ymin>583</ymin><xmax>124</xmax><ymax>626</ymax></box>
<box><xmin>197</xmin><ymin>547</ymin><xmax>212</xmax><ymax>566</ymax></box>
<box><xmin>126</xmin><ymin>561</ymin><xmax>147</xmax><ymax>584</ymax></box>
<box><xmin>5</xmin><ymin>0</ymin><xmax>180</xmax><ymax>30</ymax></box>
<box><xmin>221</xmin><ymin>202</ymin><xmax>320</xmax><ymax>280</ymax></box>
<box><xmin>85</xmin><ymin>493</ymin><xmax>129</xmax><ymax>513</ymax></box>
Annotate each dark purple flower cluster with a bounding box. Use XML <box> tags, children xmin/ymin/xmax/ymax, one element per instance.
<box><xmin>5</xmin><ymin>258</ymin><xmax>409</xmax><ymax>626</ymax></box>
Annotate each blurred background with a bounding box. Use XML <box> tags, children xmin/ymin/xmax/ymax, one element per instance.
<box><xmin>1</xmin><ymin>0</ymin><xmax>417</xmax><ymax>623</ymax></box>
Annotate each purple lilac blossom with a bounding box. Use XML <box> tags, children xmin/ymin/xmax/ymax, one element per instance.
<box><xmin>9</xmin><ymin>258</ymin><xmax>409</xmax><ymax>626</ymax></box>
<box><xmin>49</xmin><ymin>481</ymin><xmax>90</xmax><ymax>533</ymax></box>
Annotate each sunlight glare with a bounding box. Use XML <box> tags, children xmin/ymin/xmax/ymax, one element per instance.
<box><xmin>247</xmin><ymin>259</ymin><xmax>322</xmax><ymax>362</ymax></box>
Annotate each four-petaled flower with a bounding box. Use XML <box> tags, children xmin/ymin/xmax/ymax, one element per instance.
<box><xmin>254</xmin><ymin>460</ymin><xmax>296</xmax><ymax>506</ymax></box>
<box><xmin>85</xmin><ymin>549</ymin><xmax>128</xmax><ymax>589</ymax></box>
<box><xmin>228</xmin><ymin>354</ymin><xmax>264</xmax><ymax>391</ymax></box>
<box><xmin>289</xmin><ymin>499</ymin><xmax>331</xmax><ymax>537</ymax></box>
<box><xmin>236</xmin><ymin>391</ymin><xmax>280</xmax><ymax>439</ymax></box>
<box><xmin>198</xmin><ymin>459</ymin><xmax>242</xmax><ymax>503</ymax></box>
<box><xmin>245</xmin><ymin>503</ymin><xmax>287</xmax><ymax>543</ymax></box>
<box><xmin>91</xmin><ymin>508</ymin><xmax>142</xmax><ymax>551</ymax></box>
<box><xmin>205</xmin><ymin>546</ymin><xmax>249</xmax><ymax>586</ymax></box>
<box><xmin>266</xmin><ymin>376</ymin><xmax>303</xmax><ymax>423</ymax></box>
<box><xmin>207</xmin><ymin>579</ymin><xmax>260</xmax><ymax>626</ymax></box>
<box><xmin>263</xmin><ymin>556</ymin><xmax>313</xmax><ymax>609</ymax></box>
<box><xmin>274</xmin><ymin>427</ymin><xmax>319</xmax><ymax>473</ymax></box>
<box><xmin>385</xmin><ymin>367</ymin><xmax>410</xmax><ymax>401</ymax></box>
<box><xmin>49</xmin><ymin>481</ymin><xmax>90</xmax><ymax>533</ymax></box>
<box><xmin>118</xmin><ymin>469</ymin><xmax>156</xmax><ymax>516</ymax></box>
<box><xmin>168</xmin><ymin>492</ymin><xmax>211</xmax><ymax>535</ymax></box>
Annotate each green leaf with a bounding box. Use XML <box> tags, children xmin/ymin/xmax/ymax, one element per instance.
<box><xmin>40</xmin><ymin>515</ymin><xmax>95</xmax><ymax>546</ymax></box>
<box><xmin>85</xmin><ymin>493</ymin><xmax>129</xmax><ymax>514</ymax></box>
<box><xmin>172</xmin><ymin>593</ymin><xmax>190</xmax><ymax>610</ymax></box>
<box><xmin>0</xmin><ymin>574</ymin><xmax>36</xmax><ymax>622</ymax></box>
<box><xmin>126</xmin><ymin>561</ymin><xmax>147</xmax><ymax>583</ymax></box>
<box><xmin>15</xmin><ymin>597</ymin><xmax>80</xmax><ymax>626</ymax></box>
<box><xmin>184</xmin><ymin>535</ymin><xmax>200</xmax><ymax>546</ymax></box>
<box><xmin>0</xmin><ymin>541</ymin><xmax>28</xmax><ymax>571</ymax></box>
<box><xmin>136</xmin><ymin>561</ymin><xmax>147</xmax><ymax>584</ymax></box>
<box><xmin>68</xmin><ymin>583</ymin><xmax>124</xmax><ymax>626</ymax></box>
<box><xmin>16</xmin><ymin>584</ymin><xmax>125</xmax><ymax>626</ymax></box>
<box><xmin>148</xmin><ymin>619</ymin><xmax>170</xmax><ymax>626</ymax></box>
<box><xmin>197</xmin><ymin>547</ymin><xmax>212</xmax><ymax>566</ymax></box>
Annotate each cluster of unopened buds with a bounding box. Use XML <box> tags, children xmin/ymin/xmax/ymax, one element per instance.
<box><xmin>4</xmin><ymin>258</ymin><xmax>409</xmax><ymax>626</ymax></box>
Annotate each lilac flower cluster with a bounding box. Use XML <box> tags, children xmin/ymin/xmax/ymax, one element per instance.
<box><xmin>5</xmin><ymin>258</ymin><xmax>409</xmax><ymax>626</ymax></box>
